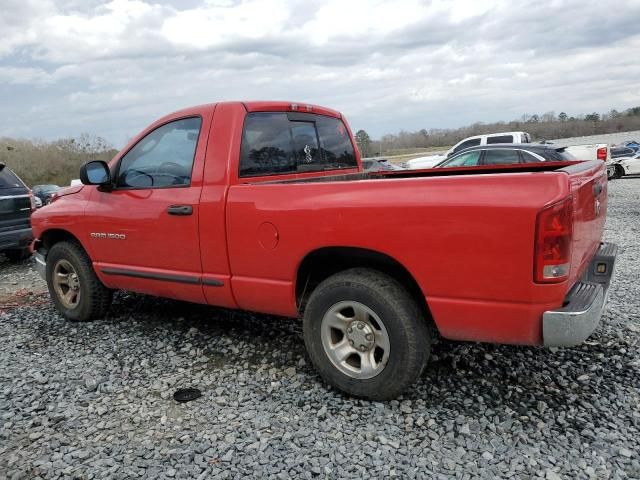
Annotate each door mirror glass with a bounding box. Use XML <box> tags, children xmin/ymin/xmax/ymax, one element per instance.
<box><xmin>80</xmin><ymin>161</ymin><xmax>111</xmax><ymax>185</ymax></box>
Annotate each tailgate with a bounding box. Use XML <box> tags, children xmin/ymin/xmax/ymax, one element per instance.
<box><xmin>563</xmin><ymin>161</ymin><xmax>608</xmax><ymax>287</ymax></box>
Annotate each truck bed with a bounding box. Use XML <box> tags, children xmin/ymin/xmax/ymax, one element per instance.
<box><xmin>230</xmin><ymin>159</ymin><xmax>606</xmax><ymax>346</ymax></box>
<box><xmin>256</xmin><ymin>161</ymin><xmax>581</xmax><ymax>184</ymax></box>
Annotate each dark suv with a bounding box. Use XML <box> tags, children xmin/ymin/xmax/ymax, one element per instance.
<box><xmin>0</xmin><ymin>163</ymin><xmax>33</xmax><ymax>261</ymax></box>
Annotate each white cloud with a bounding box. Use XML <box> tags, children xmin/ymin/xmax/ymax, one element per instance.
<box><xmin>1</xmin><ymin>0</ymin><xmax>640</xmax><ymax>144</ymax></box>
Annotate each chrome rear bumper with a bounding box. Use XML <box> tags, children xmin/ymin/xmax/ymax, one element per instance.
<box><xmin>543</xmin><ymin>242</ymin><xmax>617</xmax><ymax>347</ymax></box>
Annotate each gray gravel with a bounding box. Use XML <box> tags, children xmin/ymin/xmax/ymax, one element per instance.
<box><xmin>1</xmin><ymin>179</ymin><xmax>639</xmax><ymax>479</ymax></box>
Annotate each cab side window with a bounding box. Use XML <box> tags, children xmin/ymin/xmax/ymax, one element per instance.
<box><xmin>441</xmin><ymin>150</ymin><xmax>482</xmax><ymax>167</ymax></box>
<box><xmin>116</xmin><ymin>117</ymin><xmax>202</xmax><ymax>189</ymax></box>
<box><xmin>483</xmin><ymin>149</ymin><xmax>521</xmax><ymax>165</ymax></box>
<box><xmin>520</xmin><ymin>151</ymin><xmax>544</xmax><ymax>163</ymax></box>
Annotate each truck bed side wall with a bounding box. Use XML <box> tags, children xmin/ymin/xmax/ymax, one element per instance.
<box><xmin>226</xmin><ymin>173</ymin><xmax>573</xmax><ymax>345</ymax></box>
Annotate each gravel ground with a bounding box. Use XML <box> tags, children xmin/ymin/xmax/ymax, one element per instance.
<box><xmin>1</xmin><ymin>179</ymin><xmax>639</xmax><ymax>479</ymax></box>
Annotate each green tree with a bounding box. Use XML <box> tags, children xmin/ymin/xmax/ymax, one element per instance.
<box><xmin>584</xmin><ymin>112</ymin><xmax>600</xmax><ymax>122</ymax></box>
<box><xmin>626</xmin><ymin>106</ymin><xmax>640</xmax><ymax>116</ymax></box>
<box><xmin>355</xmin><ymin>129</ymin><xmax>372</xmax><ymax>157</ymax></box>
<box><xmin>558</xmin><ymin>112</ymin><xmax>568</xmax><ymax>122</ymax></box>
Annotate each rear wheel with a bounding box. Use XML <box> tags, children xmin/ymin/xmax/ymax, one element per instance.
<box><xmin>3</xmin><ymin>248</ymin><xmax>32</xmax><ymax>262</ymax></box>
<box><xmin>614</xmin><ymin>164</ymin><xmax>625</xmax><ymax>179</ymax></box>
<box><xmin>46</xmin><ymin>241</ymin><xmax>112</xmax><ymax>321</ymax></box>
<box><xmin>303</xmin><ymin>268</ymin><xmax>430</xmax><ymax>400</ymax></box>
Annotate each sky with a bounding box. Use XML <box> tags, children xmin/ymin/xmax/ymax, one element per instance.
<box><xmin>1</xmin><ymin>0</ymin><xmax>640</xmax><ymax>147</ymax></box>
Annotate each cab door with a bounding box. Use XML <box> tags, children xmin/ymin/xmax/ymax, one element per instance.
<box><xmin>86</xmin><ymin>113</ymin><xmax>211</xmax><ymax>304</ymax></box>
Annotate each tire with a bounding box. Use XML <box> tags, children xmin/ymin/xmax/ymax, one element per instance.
<box><xmin>607</xmin><ymin>165</ymin><xmax>616</xmax><ymax>180</ymax></box>
<box><xmin>3</xmin><ymin>248</ymin><xmax>32</xmax><ymax>262</ymax></box>
<box><xmin>46</xmin><ymin>241</ymin><xmax>112</xmax><ymax>321</ymax></box>
<box><xmin>614</xmin><ymin>165</ymin><xmax>625</xmax><ymax>179</ymax></box>
<box><xmin>303</xmin><ymin>268</ymin><xmax>430</xmax><ymax>400</ymax></box>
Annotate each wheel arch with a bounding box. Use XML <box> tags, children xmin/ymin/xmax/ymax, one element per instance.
<box><xmin>36</xmin><ymin>229</ymin><xmax>85</xmax><ymax>256</ymax></box>
<box><xmin>295</xmin><ymin>246</ymin><xmax>434</xmax><ymax>328</ymax></box>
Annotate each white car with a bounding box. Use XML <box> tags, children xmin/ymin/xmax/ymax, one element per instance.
<box><xmin>609</xmin><ymin>151</ymin><xmax>640</xmax><ymax>179</ymax></box>
<box><xmin>406</xmin><ymin>132</ymin><xmax>532</xmax><ymax>169</ymax></box>
<box><xmin>563</xmin><ymin>143</ymin><xmax>610</xmax><ymax>163</ymax></box>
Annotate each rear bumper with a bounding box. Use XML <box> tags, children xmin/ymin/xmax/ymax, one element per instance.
<box><xmin>543</xmin><ymin>242</ymin><xmax>617</xmax><ymax>347</ymax></box>
<box><xmin>0</xmin><ymin>227</ymin><xmax>32</xmax><ymax>252</ymax></box>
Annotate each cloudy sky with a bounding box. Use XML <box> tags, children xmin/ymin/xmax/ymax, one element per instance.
<box><xmin>2</xmin><ymin>0</ymin><xmax>640</xmax><ymax>146</ymax></box>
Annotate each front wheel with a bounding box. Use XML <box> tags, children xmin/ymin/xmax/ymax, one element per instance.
<box><xmin>303</xmin><ymin>268</ymin><xmax>430</xmax><ymax>400</ymax></box>
<box><xmin>46</xmin><ymin>241</ymin><xmax>112</xmax><ymax>321</ymax></box>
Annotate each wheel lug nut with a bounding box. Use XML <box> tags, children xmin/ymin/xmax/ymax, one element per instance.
<box><xmin>359</xmin><ymin>345</ymin><xmax>367</xmax><ymax>352</ymax></box>
<box><xmin>347</xmin><ymin>327</ymin><xmax>353</xmax><ymax>333</ymax></box>
<box><xmin>365</xmin><ymin>333</ymin><xmax>373</xmax><ymax>341</ymax></box>
<box><xmin>349</xmin><ymin>340</ymin><xmax>354</xmax><ymax>346</ymax></box>
<box><xmin>357</xmin><ymin>322</ymin><xmax>364</xmax><ymax>329</ymax></box>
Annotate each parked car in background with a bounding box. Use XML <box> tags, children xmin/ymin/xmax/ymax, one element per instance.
<box><xmin>434</xmin><ymin>144</ymin><xmax>575</xmax><ymax>168</ymax></box>
<box><xmin>608</xmin><ymin>151</ymin><xmax>640</xmax><ymax>179</ymax></box>
<box><xmin>31</xmin><ymin>101</ymin><xmax>616</xmax><ymax>400</ymax></box>
<box><xmin>32</xmin><ymin>184</ymin><xmax>61</xmax><ymax>205</ymax></box>
<box><xmin>406</xmin><ymin>131</ymin><xmax>532</xmax><ymax>169</ymax></box>
<box><xmin>361</xmin><ymin>158</ymin><xmax>404</xmax><ymax>172</ymax></box>
<box><xmin>563</xmin><ymin>143</ymin><xmax>609</xmax><ymax>163</ymax></box>
<box><xmin>0</xmin><ymin>163</ymin><xmax>33</xmax><ymax>261</ymax></box>
<box><xmin>610</xmin><ymin>146</ymin><xmax>636</xmax><ymax>159</ymax></box>
<box><xmin>618</xmin><ymin>140</ymin><xmax>639</xmax><ymax>152</ymax></box>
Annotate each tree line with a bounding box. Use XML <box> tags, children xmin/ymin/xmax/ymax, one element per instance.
<box><xmin>0</xmin><ymin>134</ymin><xmax>118</xmax><ymax>187</ymax></box>
<box><xmin>355</xmin><ymin>106</ymin><xmax>640</xmax><ymax>157</ymax></box>
<box><xmin>3</xmin><ymin>105</ymin><xmax>640</xmax><ymax>186</ymax></box>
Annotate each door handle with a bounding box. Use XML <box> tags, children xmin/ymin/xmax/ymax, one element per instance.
<box><xmin>167</xmin><ymin>205</ymin><xmax>193</xmax><ymax>216</ymax></box>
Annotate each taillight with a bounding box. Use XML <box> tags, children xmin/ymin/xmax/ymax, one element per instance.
<box><xmin>597</xmin><ymin>147</ymin><xmax>607</xmax><ymax>161</ymax></box>
<box><xmin>534</xmin><ymin>197</ymin><xmax>573</xmax><ymax>283</ymax></box>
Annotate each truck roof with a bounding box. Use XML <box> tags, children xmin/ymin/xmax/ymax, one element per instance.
<box><xmin>156</xmin><ymin>101</ymin><xmax>343</xmax><ymax>124</ymax></box>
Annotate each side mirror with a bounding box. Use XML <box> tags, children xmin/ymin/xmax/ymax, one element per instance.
<box><xmin>80</xmin><ymin>161</ymin><xmax>111</xmax><ymax>186</ymax></box>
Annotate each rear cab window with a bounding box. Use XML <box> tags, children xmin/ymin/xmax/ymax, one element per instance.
<box><xmin>486</xmin><ymin>135</ymin><xmax>514</xmax><ymax>144</ymax></box>
<box><xmin>239</xmin><ymin>113</ymin><xmax>357</xmax><ymax>177</ymax></box>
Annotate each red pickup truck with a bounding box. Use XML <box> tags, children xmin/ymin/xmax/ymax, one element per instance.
<box><xmin>31</xmin><ymin>101</ymin><xmax>617</xmax><ymax>400</ymax></box>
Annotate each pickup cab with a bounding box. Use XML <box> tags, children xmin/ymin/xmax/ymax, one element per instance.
<box><xmin>31</xmin><ymin>102</ymin><xmax>617</xmax><ymax>400</ymax></box>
